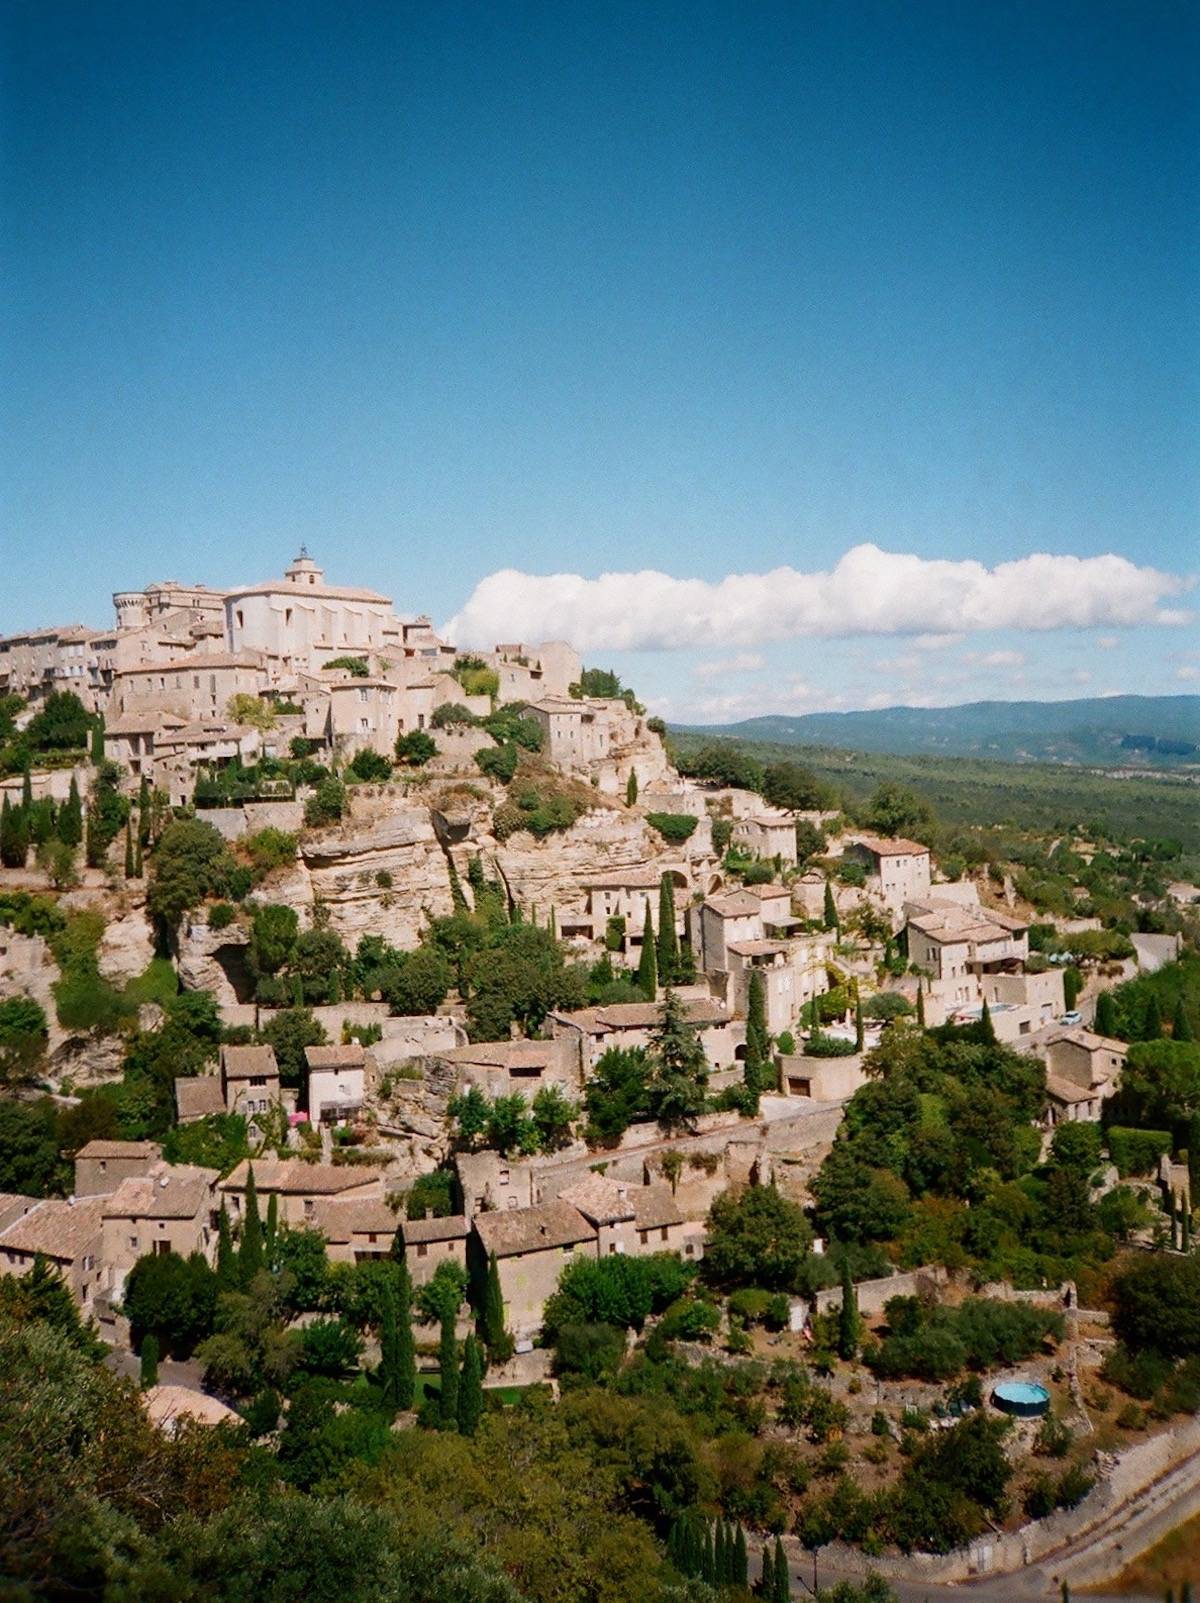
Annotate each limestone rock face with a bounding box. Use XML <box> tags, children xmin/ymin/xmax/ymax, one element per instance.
<box><xmin>486</xmin><ymin>807</ymin><xmax>718</xmax><ymax>921</ymax></box>
<box><xmin>300</xmin><ymin>809</ymin><xmax>456</xmax><ymax>948</ymax></box>
<box><xmin>176</xmin><ymin>919</ymin><xmax>252</xmax><ymax>1005</ymax></box>
<box><xmin>98</xmin><ymin>908</ymin><xmax>156</xmax><ymax>984</ymax></box>
<box><xmin>51</xmin><ymin>1032</ymin><xmax>126</xmax><ymax>1087</ymax></box>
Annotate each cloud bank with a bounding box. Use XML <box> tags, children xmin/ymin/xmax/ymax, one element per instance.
<box><xmin>446</xmin><ymin>543</ymin><xmax>1192</xmax><ymax>652</ymax></box>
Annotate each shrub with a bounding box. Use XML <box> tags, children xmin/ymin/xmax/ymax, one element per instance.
<box><xmin>207</xmin><ymin>902</ymin><xmax>236</xmax><ymax>931</ymax></box>
<box><xmin>805</xmin><ymin>1034</ymin><xmax>859</xmax><ymax>1057</ymax></box>
<box><xmin>430</xmin><ymin>703</ymin><xmax>477</xmax><ymax>728</ymax></box>
<box><xmin>475</xmin><ymin>743</ymin><xmax>519</xmax><ymax>784</ymax></box>
<box><xmin>324</xmin><ymin>656</ymin><xmax>368</xmax><ymax>677</ymax></box>
<box><xmin>645</xmin><ymin>812</ymin><xmax>698</xmax><ymax>844</ymax></box>
<box><xmin>347</xmin><ymin>748</ymin><xmax>392</xmax><ymax>782</ymax></box>
<box><xmin>1106</xmin><ymin>1126</ymin><xmax>1172</xmax><ymax>1177</ymax></box>
<box><xmin>303</xmin><ymin>777</ymin><xmax>347</xmax><ymax>828</ymax></box>
<box><xmin>395</xmin><ymin>730</ymin><xmax>437</xmax><ymax>767</ymax></box>
<box><xmin>146</xmin><ymin>818</ymin><xmax>236</xmax><ymax>927</ymax></box>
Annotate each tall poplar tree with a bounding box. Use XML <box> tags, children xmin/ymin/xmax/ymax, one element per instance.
<box><xmin>1094</xmin><ymin>989</ymin><xmax>1118</xmax><ymax>1038</ymax></box>
<box><xmin>838</xmin><ymin>1257</ymin><xmax>860</xmax><ymax>1359</ymax></box>
<box><xmin>215</xmin><ymin>1204</ymin><xmax>237</xmax><ymax>1288</ymax></box>
<box><xmin>637</xmin><ymin>898</ymin><xmax>658</xmax><ymax>999</ymax></box>
<box><xmin>480</xmin><ymin>1250</ymin><xmax>512</xmax><ymax>1361</ymax></box>
<box><xmin>745</xmin><ymin>969</ymin><xmax>771</xmax><ymax>1096</ymax></box>
<box><xmin>823</xmin><ymin>879</ymin><xmax>838</xmax><ymax>931</ymax></box>
<box><xmin>59</xmin><ymin>778</ymin><xmax>83</xmax><ymax>847</ymax></box>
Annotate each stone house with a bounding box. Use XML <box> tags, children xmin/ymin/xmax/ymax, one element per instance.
<box><xmin>321</xmin><ymin>676</ymin><xmax>401</xmax><ymax>758</ymax></box>
<box><xmin>584</xmin><ymin>866</ymin><xmax>686</xmax><ymax>951</ymax></box>
<box><xmin>103</xmin><ymin>711</ymin><xmax>187</xmax><ymax>781</ymax></box>
<box><xmin>557</xmin><ymin>1174</ymin><xmax>686</xmax><ymax>1257</ymax></box>
<box><xmin>100</xmin><ymin>1163</ymin><xmax>221</xmax><ymax>1301</ymax></box>
<box><xmin>220</xmin><ymin>1159</ymin><xmax>386</xmax><ymax>1229</ymax></box>
<box><xmin>487</xmin><ymin>640</ymin><xmax>581</xmax><ymax>703</ymax></box>
<box><xmin>437</xmin><ymin>1037</ymin><xmax>579</xmax><ymax>1098</ymax></box>
<box><xmin>723</xmin><ymin>940</ymin><xmax>797</xmax><ymax>1035</ymax></box>
<box><xmin>905</xmin><ymin>899</ymin><xmax>1030</xmax><ymax>997</ymax></box>
<box><xmin>74</xmin><ymin>1140</ymin><xmax>163</xmax><ymax>1199</ymax></box>
<box><xmin>221</xmin><ymin>1044</ymin><xmax>283</xmax><ymax>1119</ymax></box>
<box><xmin>548</xmin><ymin>997</ymin><xmax>737</xmax><ymax>1078</ymax></box>
<box><xmin>305</xmin><ymin>1043</ymin><xmax>368</xmax><ymax>1126</ymax></box>
<box><xmin>473</xmin><ymin>1199</ymin><xmax>598</xmax><ymax>1341</ymax></box>
<box><xmin>843</xmin><ymin>835</ymin><xmax>931</xmax><ymax>917</ymax></box>
<box><xmin>0</xmin><ymin>1194</ymin><xmax>39</xmax><ymax>1234</ymax></box>
<box><xmin>1040</xmin><ymin>1028</ymin><xmax>1126</xmax><ymax>1125</ymax></box>
<box><xmin>519</xmin><ymin>697</ymin><xmax>605</xmax><ymax>768</ymax></box>
<box><xmin>399</xmin><ymin>1213</ymin><xmax>471</xmax><ymax>1286</ymax></box>
<box><xmin>777</xmin><ymin>1055</ymin><xmax>867</xmax><ymax>1102</ymax></box>
<box><xmin>175</xmin><ymin>1075</ymin><xmax>227</xmax><ymax>1124</ymax></box>
<box><xmin>731</xmin><ymin>808</ymin><xmax>798</xmax><ymax>866</ymax></box>
<box><xmin>110</xmin><ymin>653</ymin><xmax>269</xmax><ymax>721</ymax></box>
<box><xmin>691</xmin><ymin>890</ymin><xmax>771</xmax><ymax>973</ymax></box>
<box><xmin>0</xmin><ymin>1196</ymin><xmax>107</xmax><ymax>1314</ymax></box>
<box><xmin>310</xmin><ymin>1197</ymin><xmax>401</xmax><ymax>1264</ymax></box>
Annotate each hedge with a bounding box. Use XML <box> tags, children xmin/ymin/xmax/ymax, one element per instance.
<box><xmin>1107</xmin><ymin>1126</ymin><xmax>1172</xmax><ymax>1178</ymax></box>
<box><xmin>645</xmin><ymin>812</ymin><xmax>698</xmax><ymax>843</ymax></box>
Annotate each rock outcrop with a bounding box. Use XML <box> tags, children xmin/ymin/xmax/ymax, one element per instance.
<box><xmin>98</xmin><ymin>907</ymin><xmax>156</xmax><ymax>984</ymax></box>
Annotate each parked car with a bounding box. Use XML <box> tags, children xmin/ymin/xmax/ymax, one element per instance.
<box><xmin>1059</xmin><ymin>1010</ymin><xmax>1083</xmax><ymax>1027</ymax></box>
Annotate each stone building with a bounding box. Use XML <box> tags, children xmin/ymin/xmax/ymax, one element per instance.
<box><xmin>99</xmin><ymin>1163</ymin><xmax>221</xmax><ymax>1301</ymax></box>
<box><xmin>220</xmin><ymin>1159</ymin><xmax>387</xmax><ymax>1228</ymax></box>
<box><xmin>842</xmin><ymin>834</ymin><xmax>931</xmax><ymax>918</ymax></box>
<box><xmin>74</xmin><ymin>1140</ymin><xmax>163</xmax><ymax>1199</ymax></box>
<box><xmin>399</xmin><ymin>1213</ymin><xmax>470</xmax><ymax>1286</ymax></box>
<box><xmin>0</xmin><ymin>1196</ymin><xmax>107</xmax><ymax>1314</ymax></box>
<box><xmin>473</xmin><ymin>1199</ymin><xmax>597</xmax><ymax>1342</ymax></box>
<box><xmin>224</xmin><ymin>551</ymin><xmax>402</xmax><ymax>678</ymax></box>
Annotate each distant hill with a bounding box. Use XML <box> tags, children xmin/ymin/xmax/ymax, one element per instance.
<box><xmin>675</xmin><ymin>694</ymin><xmax>1200</xmax><ymax>768</ymax></box>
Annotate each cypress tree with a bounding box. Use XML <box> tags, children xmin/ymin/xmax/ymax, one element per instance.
<box><xmin>854</xmin><ymin>993</ymin><xmax>864</xmax><ymax>1051</ymax></box>
<box><xmin>239</xmin><ymin>1168</ymin><xmax>264</xmax><ymax>1282</ymax></box>
<box><xmin>215</xmin><ymin>1204</ymin><xmax>236</xmax><ymax>1287</ymax></box>
<box><xmin>637</xmin><ymin>898</ymin><xmax>658</xmax><ymax>999</ymax></box>
<box><xmin>980</xmin><ymin>998</ymin><xmax>996</xmax><ymax>1045</ymax></box>
<box><xmin>139</xmin><ymin>1332</ymin><xmax>159</xmax><ymax>1390</ymax></box>
<box><xmin>838</xmin><ymin>1256</ymin><xmax>860</xmax><ymax>1359</ymax></box>
<box><xmin>133</xmin><ymin>835</ymin><xmax>142</xmax><ymax>877</ymax></box>
<box><xmin>773</xmin><ymin>1536</ymin><xmax>789</xmax><ymax>1602</ymax></box>
<box><xmin>458</xmin><ymin>1332</ymin><xmax>484</xmax><ymax>1435</ymax></box>
<box><xmin>1185</xmin><ymin>1204</ymin><xmax>1192</xmax><ymax>1253</ymax></box>
<box><xmin>394</xmin><ymin>1259</ymin><xmax>416</xmax><ymax>1409</ymax></box>
<box><xmin>745</xmin><ymin>969</ymin><xmax>770</xmax><ymax>1095</ymax></box>
<box><xmin>137</xmin><ymin>775</ymin><xmax>151</xmax><ymax>846</ymax></box>
<box><xmin>1169</xmin><ymin>1188</ymin><xmax>1178</xmax><ymax>1250</ymax></box>
<box><xmin>59</xmin><ymin>778</ymin><xmax>83</xmax><ymax>847</ymax></box>
<box><xmin>626</xmin><ymin>769</ymin><xmax>639</xmax><ymax>805</ymax></box>
<box><xmin>481</xmin><ymin>1250</ymin><xmax>512</xmax><ymax>1360</ymax></box>
<box><xmin>84</xmin><ymin>807</ymin><xmax>102</xmax><ymax>868</ymax></box>
<box><xmin>1145</xmin><ymin>995</ymin><xmax>1163</xmax><ymax>1040</ymax></box>
<box><xmin>759</xmin><ymin>1542</ymin><xmax>775</xmax><ymax>1598</ymax></box>
<box><xmin>90</xmin><ymin>713</ymin><xmax>105</xmax><ymax>765</ymax></box>
<box><xmin>549</xmin><ymin>905</ymin><xmax>557</xmax><ymax>940</ymax></box>
<box><xmin>657</xmin><ymin>872</ymin><xmax>679</xmax><ymax>980</ymax></box>
<box><xmin>1173</xmin><ymin>998</ymin><xmax>1194</xmax><ymax>1042</ymax></box>
<box><xmin>438</xmin><ymin>1312</ymin><xmax>459</xmax><ymax>1428</ymax></box>
<box><xmin>446</xmin><ymin>853</ymin><xmax>468</xmax><ymax>912</ymax></box>
<box><xmin>667</xmin><ymin>1516</ymin><xmax>684</xmax><ymax>1573</ymax></box>
<box><xmin>379</xmin><ymin>1273</ymin><xmax>409</xmax><ymax>1415</ymax></box>
<box><xmin>701</xmin><ymin>1523</ymin><xmax>715</xmax><ymax>1586</ymax></box>
<box><xmin>823</xmin><ymin>879</ymin><xmax>838</xmax><ymax>931</ymax></box>
<box><xmin>292</xmin><ymin>973</ymin><xmax>305</xmax><ymax>1007</ymax></box>
<box><xmin>1094</xmin><ymin>989</ymin><xmax>1118</xmax><ymax>1038</ymax></box>
<box><xmin>0</xmin><ymin>796</ymin><xmax>28</xmax><ymax>869</ymax></box>
<box><xmin>265</xmin><ymin>1191</ymin><xmax>279</xmax><ymax>1260</ymax></box>
<box><xmin>916</xmin><ymin>986</ymin><xmax>926</xmax><ymax>1029</ymax></box>
<box><xmin>1189</xmin><ymin>1114</ymin><xmax>1200</xmax><ymax>1205</ymax></box>
<box><xmin>124</xmin><ymin>824</ymin><xmax>135</xmax><ymax>878</ymax></box>
<box><xmin>21</xmin><ymin>769</ymin><xmax>32</xmax><ymax>811</ymax></box>
<box><xmin>733</xmin><ymin>1525</ymin><xmax>748</xmax><ymax>1589</ymax></box>
<box><xmin>714</xmin><ymin>1522</ymin><xmax>727</xmax><ymax>1584</ymax></box>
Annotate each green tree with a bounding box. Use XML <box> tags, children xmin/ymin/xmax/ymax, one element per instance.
<box><xmin>773</xmin><ymin>1535</ymin><xmax>789</xmax><ymax>1602</ymax></box>
<box><xmin>823</xmin><ymin>879</ymin><xmax>838</xmax><ymax>932</ymax></box>
<box><xmin>265</xmin><ymin>1191</ymin><xmax>279</xmax><ymax>1258</ymax></box>
<box><xmin>979</xmin><ymin>998</ymin><xmax>996</xmax><ymax>1045</ymax></box>
<box><xmin>759</xmin><ymin>1540</ymin><xmax>775</xmax><ymax>1598</ymax></box>
<box><xmin>24</xmin><ymin>691</ymin><xmax>91</xmax><ymax>751</ymax></box>
<box><xmin>215</xmin><ymin>1203</ymin><xmax>237</xmax><ymax>1288</ymax></box>
<box><xmin>916</xmin><ymin>985</ymin><xmax>926</xmax><ymax>1029</ymax></box>
<box><xmin>240</xmin><ymin>1168</ymin><xmax>265</xmax><ymax>1282</ymax></box>
<box><xmin>58</xmin><ymin>777</ymin><xmax>83</xmax><ymax>847</ymax></box>
<box><xmin>146</xmin><ymin>817</ymin><xmax>235</xmax><ymax>927</ymax></box>
<box><xmin>838</xmin><ymin>1257</ymin><xmax>861</xmax><ymax>1360</ymax></box>
<box><xmin>260</xmin><ymin>1006</ymin><xmax>327</xmax><ymax>1087</ymax></box>
<box><xmin>646</xmin><ymin>988</ymin><xmax>708</xmax><ymax>1130</ymax></box>
<box><xmin>744</xmin><ymin>969</ymin><xmax>771</xmax><ymax>1096</ymax></box>
<box><xmin>865</xmin><ymin>781</ymin><xmax>932</xmax><ymax>839</ymax></box>
<box><xmin>1094</xmin><ymin>989</ymin><xmax>1119</xmax><ymax>1038</ymax></box>
<box><xmin>1174</xmin><ymin>998</ymin><xmax>1195</xmax><ymax>1043</ymax></box>
<box><xmin>249</xmin><ymin>902</ymin><xmax>299</xmax><ymax>981</ymax></box>
<box><xmin>139</xmin><ymin>1332</ymin><xmax>160</xmax><ymax>1389</ymax></box>
<box><xmin>705</xmin><ymin>1184</ymin><xmax>814</xmax><ymax>1289</ymax></box>
<box><xmin>855</xmin><ymin>994</ymin><xmax>865</xmax><ymax>1052</ymax></box>
<box><xmin>0</xmin><ymin>795</ymin><xmax>28</xmax><ymax>869</ymax></box>
<box><xmin>480</xmin><ymin>1250</ymin><xmax>513</xmax><ymax>1361</ymax></box>
<box><xmin>625</xmin><ymin>769</ymin><xmax>638</xmax><ymax>805</ymax></box>
<box><xmin>395</xmin><ymin>729</ymin><xmax>437</xmax><ymax>766</ymax></box>
<box><xmin>1145</xmin><ymin>994</ymin><xmax>1164</xmax><ymax>1040</ymax></box>
<box><xmin>437</xmin><ymin>1312</ymin><xmax>459</xmax><ymax>1428</ymax></box>
<box><xmin>657</xmin><ymin>872</ymin><xmax>679</xmax><ymax>980</ymax></box>
<box><xmin>90</xmin><ymin>712</ymin><xmax>105</xmax><ymax>764</ymax></box>
<box><xmin>457</xmin><ymin>1332</ymin><xmax>484</xmax><ymax>1436</ymax></box>
<box><xmin>123</xmin><ymin>822</ymin><xmax>135</xmax><ymax>877</ymax></box>
<box><xmin>636</xmin><ymin>899</ymin><xmax>658</xmax><ymax>999</ymax></box>
<box><xmin>379</xmin><ymin>1261</ymin><xmax>416</xmax><ymax>1412</ymax></box>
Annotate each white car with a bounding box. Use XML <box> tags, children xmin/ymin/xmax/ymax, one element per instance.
<box><xmin>1059</xmin><ymin>1010</ymin><xmax>1083</xmax><ymax>1027</ymax></box>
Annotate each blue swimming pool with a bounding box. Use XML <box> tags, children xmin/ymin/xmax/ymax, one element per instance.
<box><xmin>992</xmin><ymin>1381</ymin><xmax>1051</xmax><ymax>1418</ymax></box>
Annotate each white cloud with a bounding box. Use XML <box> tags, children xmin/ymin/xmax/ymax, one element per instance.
<box><xmin>1178</xmin><ymin>665</ymin><xmax>1199</xmax><ymax>682</ymax></box>
<box><xmin>1095</xmin><ymin>635</ymin><xmax>1120</xmax><ymax>650</ymax></box>
<box><xmin>963</xmin><ymin>649</ymin><xmax>1026</xmax><ymax>669</ymax></box>
<box><xmin>447</xmin><ymin>544</ymin><xmax>1192</xmax><ymax>652</ymax></box>
<box><xmin>1069</xmin><ymin>668</ymin><xmax>1093</xmax><ymax>685</ymax></box>
<box><xmin>692</xmin><ymin>651</ymin><xmax>766</xmax><ymax>680</ymax></box>
<box><xmin>913</xmin><ymin>633</ymin><xmax>965</xmax><ymax>651</ymax></box>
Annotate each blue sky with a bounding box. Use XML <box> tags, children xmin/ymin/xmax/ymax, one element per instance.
<box><xmin>3</xmin><ymin>1</ymin><xmax>1197</xmax><ymax>719</ymax></box>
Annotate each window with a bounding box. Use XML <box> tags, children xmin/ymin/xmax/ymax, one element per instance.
<box><xmin>358</xmin><ymin>687</ymin><xmax>369</xmax><ymax>702</ymax></box>
<box><xmin>154</xmin><ymin>1240</ymin><xmax>170</xmax><ymax>1256</ymax></box>
<box><xmin>638</xmin><ymin>1229</ymin><xmax>648</xmax><ymax>1245</ymax></box>
<box><xmin>303</xmin><ymin>1199</ymin><xmax>314</xmax><ymax>1217</ymax></box>
<box><xmin>417</xmin><ymin>1243</ymin><xmax>428</xmax><ymax>1258</ymax></box>
<box><xmin>130</xmin><ymin>1236</ymin><xmax>138</xmax><ymax>1250</ymax></box>
<box><xmin>660</xmin><ymin>1226</ymin><xmax>669</xmax><ymax>1242</ymax></box>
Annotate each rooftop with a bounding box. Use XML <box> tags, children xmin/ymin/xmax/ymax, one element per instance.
<box><xmin>0</xmin><ymin>1196</ymin><xmax>106</xmax><ymax>1260</ymax></box>
<box><xmin>220</xmin><ymin>1044</ymin><xmax>279</xmax><ymax>1080</ymax></box>
<box><xmin>222</xmin><ymin>1159</ymin><xmax>386</xmax><ymax>1195</ymax></box>
<box><xmin>400</xmin><ymin>1213</ymin><xmax>470</xmax><ymax>1245</ymax></box>
<box><xmin>102</xmin><ymin>1165</ymin><xmax>218</xmax><ymax>1221</ymax></box>
<box><xmin>175</xmin><ymin>1076</ymin><xmax>226</xmax><ymax>1121</ymax></box>
<box><xmin>310</xmin><ymin>1197</ymin><xmax>399</xmax><ymax>1241</ymax></box>
<box><xmin>849</xmin><ymin>834</ymin><xmax>930</xmax><ymax>858</ymax></box>
<box><xmin>76</xmin><ymin>1140</ymin><xmax>163</xmax><ymax>1161</ymax></box>
<box><xmin>474</xmin><ymin>1199</ymin><xmax>596</xmax><ymax>1259</ymax></box>
<box><xmin>305</xmin><ymin>1045</ymin><xmax>367</xmax><ymax>1070</ymax></box>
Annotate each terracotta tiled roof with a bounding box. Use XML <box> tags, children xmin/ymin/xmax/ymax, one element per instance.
<box><xmin>630</xmin><ymin>1182</ymin><xmax>684</xmax><ymax>1232</ymax></box>
<box><xmin>400</xmin><ymin>1213</ymin><xmax>470</xmax><ymax>1244</ymax></box>
<box><xmin>558</xmin><ymin>1174</ymin><xmax>636</xmax><ymax>1226</ymax></box>
<box><xmin>473</xmin><ymin>1200</ymin><xmax>596</xmax><ymax>1259</ymax></box>
<box><xmin>175</xmin><ymin>1077</ymin><xmax>226</xmax><ymax>1120</ymax></box>
<box><xmin>76</xmin><ymin>1140</ymin><xmax>162</xmax><ymax>1161</ymax></box>
<box><xmin>221</xmin><ymin>1159</ymin><xmax>386</xmax><ymax>1196</ymax></box>
<box><xmin>220</xmin><ymin>1045</ymin><xmax>279</xmax><ymax>1080</ymax></box>
<box><xmin>305</xmin><ymin>1045</ymin><xmax>367</xmax><ymax>1070</ymax></box>
<box><xmin>310</xmin><ymin>1197</ymin><xmax>398</xmax><ymax>1241</ymax></box>
<box><xmin>849</xmin><ymin>834</ymin><xmax>929</xmax><ymax>858</ymax></box>
<box><xmin>102</xmin><ymin>1165</ymin><xmax>217</xmax><ymax>1221</ymax></box>
<box><xmin>0</xmin><ymin>1196</ymin><xmax>106</xmax><ymax>1262</ymax></box>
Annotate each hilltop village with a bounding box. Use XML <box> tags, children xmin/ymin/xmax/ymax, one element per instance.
<box><xmin>2</xmin><ymin>555</ymin><xmax>1199</xmax><ymax>1601</ymax></box>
